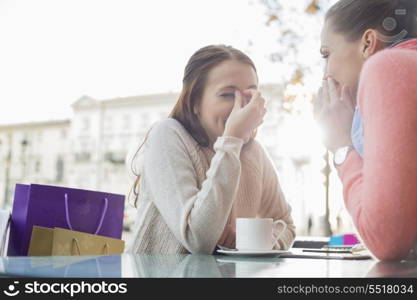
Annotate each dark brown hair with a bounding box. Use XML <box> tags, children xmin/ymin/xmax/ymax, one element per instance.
<box><xmin>129</xmin><ymin>45</ymin><xmax>257</xmax><ymax>207</ymax></box>
<box><xmin>326</xmin><ymin>0</ymin><xmax>417</xmax><ymax>44</ymax></box>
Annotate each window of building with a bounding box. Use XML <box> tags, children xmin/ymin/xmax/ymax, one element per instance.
<box><xmin>55</xmin><ymin>156</ymin><xmax>64</xmax><ymax>182</ymax></box>
<box><xmin>140</xmin><ymin>113</ymin><xmax>150</xmax><ymax>130</ymax></box>
<box><xmin>35</xmin><ymin>160</ymin><xmax>41</xmax><ymax>173</ymax></box>
<box><xmin>104</xmin><ymin>116</ymin><xmax>113</xmax><ymax>131</ymax></box>
<box><xmin>82</xmin><ymin>117</ymin><xmax>90</xmax><ymax>131</ymax></box>
<box><xmin>123</xmin><ymin>115</ymin><xmax>131</xmax><ymax>130</ymax></box>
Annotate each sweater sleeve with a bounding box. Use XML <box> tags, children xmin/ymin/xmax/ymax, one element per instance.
<box><xmin>257</xmin><ymin>143</ymin><xmax>296</xmax><ymax>250</ymax></box>
<box><xmin>143</xmin><ymin>120</ymin><xmax>243</xmax><ymax>254</ymax></box>
<box><xmin>336</xmin><ymin>49</ymin><xmax>417</xmax><ymax>260</ymax></box>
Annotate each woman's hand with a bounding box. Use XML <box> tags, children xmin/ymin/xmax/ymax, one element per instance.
<box><xmin>217</xmin><ymin>224</ymin><xmax>236</xmax><ymax>249</ymax></box>
<box><xmin>314</xmin><ymin>77</ymin><xmax>355</xmax><ymax>153</ymax></box>
<box><xmin>223</xmin><ymin>89</ymin><xmax>266</xmax><ymax>143</ymax></box>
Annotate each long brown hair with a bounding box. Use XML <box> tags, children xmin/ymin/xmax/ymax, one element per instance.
<box><xmin>129</xmin><ymin>45</ymin><xmax>257</xmax><ymax>207</ymax></box>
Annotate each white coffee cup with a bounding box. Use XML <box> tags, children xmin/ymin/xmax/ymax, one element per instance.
<box><xmin>236</xmin><ymin>218</ymin><xmax>287</xmax><ymax>251</ymax></box>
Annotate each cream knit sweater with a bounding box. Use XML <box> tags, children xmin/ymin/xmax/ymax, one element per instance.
<box><xmin>126</xmin><ymin>118</ymin><xmax>296</xmax><ymax>254</ymax></box>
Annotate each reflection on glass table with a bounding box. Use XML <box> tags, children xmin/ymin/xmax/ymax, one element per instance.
<box><xmin>0</xmin><ymin>254</ymin><xmax>416</xmax><ymax>278</ymax></box>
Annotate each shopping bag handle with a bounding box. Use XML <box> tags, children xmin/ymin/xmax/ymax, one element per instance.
<box><xmin>71</xmin><ymin>238</ymin><xmax>110</xmax><ymax>255</ymax></box>
<box><xmin>72</xmin><ymin>238</ymin><xmax>82</xmax><ymax>255</ymax></box>
<box><xmin>102</xmin><ymin>243</ymin><xmax>109</xmax><ymax>255</ymax></box>
<box><xmin>64</xmin><ymin>193</ymin><xmax>109</xmax><ymax>235</ymax></box>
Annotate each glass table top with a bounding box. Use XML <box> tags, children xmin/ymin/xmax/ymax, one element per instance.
<box><xmin>1</xmin><ymin>254</ymin><xmax>416</xmax><ymax>278</ymax></box>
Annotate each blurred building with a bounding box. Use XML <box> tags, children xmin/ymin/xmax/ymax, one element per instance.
<box><xmin>69</xmin><ymin>92</ymin><xmax>175</xmax><ymax>194</ymax></box>
<box><xmin>0</xmin><ymin>120</ymin><xmax>70</xmax><ymax>209</ymax></box>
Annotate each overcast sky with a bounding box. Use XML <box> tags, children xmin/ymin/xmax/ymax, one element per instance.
<box><xmin>0</xmin><ymin>0</ymin><xmax>296</xmax><ymax>125</ymax></box>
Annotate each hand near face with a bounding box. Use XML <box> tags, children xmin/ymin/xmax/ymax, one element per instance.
<box><xmin>223</xmin><ymin>89</ymin><xmax>267</xmax><ymax>143</ymax></box>
<box><xmin>314</xmin><ymin>77</ymin><xmax>355</xmax><ymax>153</ymax></box>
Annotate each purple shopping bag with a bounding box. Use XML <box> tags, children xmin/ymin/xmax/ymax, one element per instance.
<box><xmin>7</xmin><ymin>183</ymin><xmax>125</xmax><ymax>256</ymax></box>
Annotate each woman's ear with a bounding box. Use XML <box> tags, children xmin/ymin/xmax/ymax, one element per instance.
<box><xmin>193</xmin><ymin>105</ymin><xmax>199</xmax><ymax>116</ymax></box>
<box><xmin>360</xmin><ymin>29</ymin><xmax>385</xmax><ymax>59</ymax></box>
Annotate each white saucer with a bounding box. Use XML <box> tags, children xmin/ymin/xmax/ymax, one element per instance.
<box><xmin>217</xmin><ymin>249</ymin><xmax>291</xmax><ymax>257</ymax></box>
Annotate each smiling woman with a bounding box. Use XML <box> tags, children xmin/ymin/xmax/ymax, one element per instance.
<box><xmin>168</xmin><ymin>45</ymin><xmax>262</xmax><ymax>148</ymax></box>
<box><xmin>126</xmin><ymin>45</ymin><xmax>296</xmax><ymax>255</ymax></box>
<box><xmin>315</xmin><ymin>0</ymin><xmax>417</xmax><ymax>261</ymax></box>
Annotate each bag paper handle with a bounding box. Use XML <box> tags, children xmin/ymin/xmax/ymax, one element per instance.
<box><xmin>64</xmin><ymin>193</ymin><xmax>108</xmax><ymax>235</ymax></box>
<box><xmin>71</xmin><ymin>238</ymin><xmax>109</xmax><ymax>256</ymax></box>
<box><xmin>72</xmin><ymin>238</ymin><xmax>82</xmax><ymax>255</ymax></box>
<box><xmin>102</xmin><ymin>243</ymin><xmax>109</xmax><ymax>255</ymax></box>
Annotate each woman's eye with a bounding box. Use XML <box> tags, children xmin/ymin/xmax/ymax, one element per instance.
<box><xmin>322</xmin><ymin>54</ymin><xmax>329</xmax><ymax>59</ymax></box>
<box><xmin>221</xmin><ymin>93</ymin><xmax>235</xmax><ymax>98</ymax></box>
